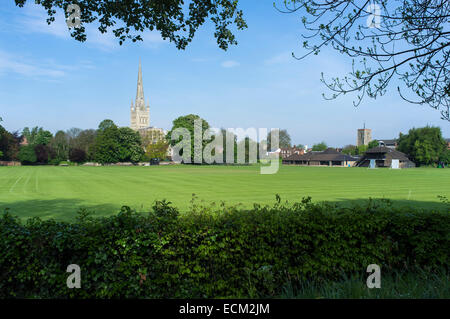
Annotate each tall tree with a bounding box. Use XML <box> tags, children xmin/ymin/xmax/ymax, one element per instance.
<box><xmin>267</xmin><ymin>129</ymin><xmax>291</xmax><ymax>150</ymax></box>
<box><xmin>166</xmin><ymin>114</ymin><xmax>211</xmax><ymax>163</ymax></box>
<box><xmin>93</xmin><ymin>120</ymin><xmax>144</xmax><ymax>163</ymax></box>
<box><xmin>14</xmin><ymin>0</ymin><xmax>247</xmax><ymax>50</ymax></box>
<box><xmin>68</xmin><ymin>129</ymin><xmax>97</xmax><ymax>160</ymax></box>
<box><xmin>117</xmin><ymin>127</ymin><xmax>144</xmax><ymax>163</ymax></box>
<box><xmin>312</xmin><ymin>141</ymin><xmax>328</xmax><ymax>151</ymax></box>
<box><xmin>278</xmin><ymin>0</ymin><xmax>450</xmax><ymax>120</ymax></box>
<box><xmin>50</xmin><ymin>130</ymin><xmax>69</xmax><ymax>162</ymax></box>
<box><xmin>0</xmin><ymin>124</ymin><xmax>20</xmax><ymax>161</ymax></box>
<box><xmin>94</xmin><ymin>120</ymin><xmax>121</xmax><ymax>164</ymax></box>
<box><xmin>397</xmin><ymin>126</ymin><xmax>447</xmax><ymax>165</ymax></box>
<box><xmin>145</xmin><ymin>140</ymin><xmax>169</xmax><ymax>161</ymax></box>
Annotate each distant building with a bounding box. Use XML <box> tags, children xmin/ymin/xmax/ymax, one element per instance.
<box><xmin>130</xmin><ymin>60</ymin><xmax>150</xmax><ymax>131</ymax></box>
<box><xmin>138</xmin><ymin>127</ymin><xmax>166</xmax><ymax>144</ymax></box>
<box><xmin>378</xmin><ymin>139</ymin><xmax>398</xmax><ymax>149</ymax></box>
<box><xmin>129</xmin><ymin>60</ymin><xmax>170</xmax><ymax>158</ymax></box>
<box><xmin>19</xmin><ymin>136</ymin><xmax>28</xmax><ymax>146</ymax></box>
<box><xmin>282</xmin><ymin>148</ymin><xmax>358</xmax><ymax>167</ymax></box>
<box><xmin>356</xmin><ymin>146</ymin><xmax>415</xmax><ymax>168</ymax></box>
<box><xmin>357</xmin><ymin>127</ymin><xmax>372</xmax><ymax>146</ymax></box>
<box><xmin>280</xmin><ymin>147</ymin><xmax>305</xmax><ymax>159</ymax></box>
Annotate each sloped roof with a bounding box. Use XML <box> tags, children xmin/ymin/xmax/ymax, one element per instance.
<box><xmin>364</xmin><ymin>147</ymin><xmax>410</xmax><ymax>161</ymax></box>
<box><xmin>322</xmin><ymin>148</ymin><xmax>340</xmax><ymax>154</ymax></box>
<box><xmin>366</xmin><ymin>146</ymin><xmax>392</xmax><ymax>153</ymax></box>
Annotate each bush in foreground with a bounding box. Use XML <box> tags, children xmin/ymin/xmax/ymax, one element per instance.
<box><xmin>0</xmin><ymin>198</ymin><xmax>448</xmax><ymax>298</ymax></box>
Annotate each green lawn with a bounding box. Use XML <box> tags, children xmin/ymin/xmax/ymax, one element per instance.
<box><xmin>0</xmin><ymin>165</ymin><xmax>449</xmax><ymax>220</ymax></box>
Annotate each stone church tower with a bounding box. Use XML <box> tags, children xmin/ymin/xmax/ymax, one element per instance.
<box><xmin>130</xmin><ymin>61</ymin><xmax>150</xmax><ymax>130</ymax></box>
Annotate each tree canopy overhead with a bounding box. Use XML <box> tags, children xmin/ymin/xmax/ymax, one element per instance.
<box><xmin>277</xmin><ymin>0</ymin><xmax>450</xmax><ymax>121</ymax></box>
<box><xmin>14</xmin><ymin>0</ymin><xmax>247</xmax><ymax>50</ymax></box>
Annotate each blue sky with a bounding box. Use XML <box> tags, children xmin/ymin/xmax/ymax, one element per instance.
<box><xmin>0</xmin><ymin>1</ymin><xmax>448</xmax><ymax>147</ymax></box>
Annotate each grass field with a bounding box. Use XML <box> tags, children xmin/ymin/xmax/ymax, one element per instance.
<box><xmin>0</xmin><ymin>165</ymin><xmax>449</xmax><ymax>220</ymax></box>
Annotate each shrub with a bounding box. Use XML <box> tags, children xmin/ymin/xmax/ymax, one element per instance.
<box><xmin>69</xmin><ymin>148</ymin><xmax>87</xmax><ymax>163</ymax></box>
<box><xmin>0</xmin><ymin>198</ymin><xmax>448</xmax><ymax>298</ymax></box>
<box><xmin>48</xmin><ymin>158</ymin><xmax>61</xmax><ymax>166</ymax></box>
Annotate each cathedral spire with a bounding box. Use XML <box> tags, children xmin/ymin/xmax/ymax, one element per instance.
<box><xmin>136</xmin><ymin>59</ymin><xmax>145</xmax><ymax>108</ymax></box>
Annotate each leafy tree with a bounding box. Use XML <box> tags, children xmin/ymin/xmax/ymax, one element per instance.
<box><xmin>50</xmin><ymin>130</ymin><xmax>69</xmax><ymax>162</ymax></box>
<box><xmin>0</xmin><ymin>150</ymin><xmax>3</xmax><ymax>159</ymax></box>
<box><xmin>117</xmin><ymin>127</ymin><xmax>144</xmax><ymax>163</ymax></box>
<box><xmin>342</xmin><ymin>144</ymin><xmax>370</xmax><ymax>155</ymax></box>
<box><xmin>440</xmin><ymin>149</ymin><xmax>450</xmax><ymax>165</ymax></box>
<box><xmin>368</xmin><ymin>140</ymin><xmax>379</xmax><ymax>149</ymax></box>
<box><xmin>22</xmin><ymin>127</ymin><xmax>52</xmax><ymax>146</ymax></box>
<box><xmin>236</xmin><ymin>136</ymin><xmax>260</xmax><ymax>163</ymax></box>
<box><xmin>0</xmin><ymin>119</ymin><xmax>20</xmax><ymax>161</ymax></box>
<box><xmin>3</xmin><ymin>132</ymin><xmax>20</xmax><ymax>161</ymax></box>
<box><xmin>356</xmin><ymin>144</ymin><xmax>368</xmax><ymax>155</ymax></box>
<box><xmin>166</xmin><ymin>114</ymin><xmax>211</xmax><ymax>163</ymax></box>
<box><xmin>218</xmin><ymin>128</ymin><xmax>237</xmax><ymax>163</ymax></box>
<box><xmin>145</xmin><ymin>140</ymin><xmax>169</xmax><ymax>161</ymax></box>
<box><xmin>14</xmin><ymin>0</ymin><xmax>247</xmax><ymax>50</ymax></box>
<box><xmin>267</xmin><ymin>129</ymin><xmax>291</xmax><ymax>150</ymax></box>
<box><xmin>94</xmin><ymin>121</ymin><xmax>121</xmax><ymax>164</ymax></box>
<box><xmin>279</xmin><ymin>0</ymin><xmax>450</xmax><ymax>120</ymax></box>
<box><xmin>0</xmin><ymin>122</ymin><xmax>21</xmax><ymax>161</ymax></box>
<box><xmin>67</xmin><ymin>129</ymin><xmax>97</xmax><ymax>160</ymax></box>
<box><xmin>296</xmin><ymin>144</ymin><xmax>305</xmax><ymax>149</ymax></box>
<box><xmin>98</xmin><ymin>120</ymin><xmax>116</xmax><ymax>132</ymax></box>
<box><xmin>397</xmin><ymin>126</ymin><xmax>447</xmax><ymax>165</ymax></box>
<box><xmin>312</xmin><ymin>141</ymin><xmax>327</xmax><ymax>151</ymax></box>
<box><xmin>18</xmin><ymin>145</ymin><xmax>37</xmax><ymax>165</ymax></box>
<box><xmin>342</xmin><ymin>145</ymin><xmax>357</xmax><ymax>155</ymax></box>
<box><xmin>93</xmin><ymin>121</ymin><xmax>144</xmax><ymax>163</ymax></box>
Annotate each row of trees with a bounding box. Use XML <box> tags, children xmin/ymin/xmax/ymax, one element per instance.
<box><xmin>166</xmin><ymin>114</ymin><xmax>265</xmax><ymax>164</ymax></box>
<box><xmin>2</xmin><ymin>116</ymin><xmax>448</xmax><ymax>166</ymax></box>
<box><xmin>0</xmin><ymin>119</ymin><xmax>170</xmax><ymax>165</ymax></box>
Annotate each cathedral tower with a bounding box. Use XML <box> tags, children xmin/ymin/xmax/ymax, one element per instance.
<box><xmin>130</xmin><ymin>60</ymin><xmax>150</xmax><ymax>130</ymax></box>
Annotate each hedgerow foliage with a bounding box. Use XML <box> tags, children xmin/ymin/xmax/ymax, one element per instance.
<box><xmin>0</xmin><ymin>198</ymin><xmax>448</xmax><ymax>298</ymax></box>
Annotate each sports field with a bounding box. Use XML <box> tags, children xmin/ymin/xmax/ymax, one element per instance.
<box><xmin>1</xmin><ymin>165</ymin><xmax>449</xmax><ymax>220</ymax></box>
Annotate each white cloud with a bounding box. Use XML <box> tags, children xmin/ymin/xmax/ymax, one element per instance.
<box><xmin>0</xmin><ymin>51</ymin><xmax>65</xmax><ymax>78</ymax></box>
<box><xmin>221</xmin><ymin>60</ymin><xmax>240</xmax><ymax>68</ymax></box>
<box><xmin>0</xmin><ymin>50</ymin><xmax>94</xmax><ymax>80</ymax></box>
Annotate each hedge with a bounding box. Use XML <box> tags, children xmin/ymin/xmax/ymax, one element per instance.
<box><xmin>0</xmin><ymin>198</ymin><xmax>449</xmax><ymax>298</ymax></box>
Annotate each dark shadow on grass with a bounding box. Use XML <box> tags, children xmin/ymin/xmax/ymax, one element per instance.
<box><xmin>0</xmin><ymin>199</ymin><xmax>122</xmax><ymax>222</ymax></box>
<box><xmin>322</xmin><ymin>198</ymin><xmax>449</xmax><ymax>211</ymax></box>
<box><xmin>1</xmin><ymin>196</ymin><xmax>448</xmax><ymax>222</ymax></box>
